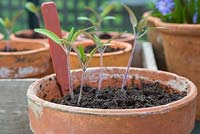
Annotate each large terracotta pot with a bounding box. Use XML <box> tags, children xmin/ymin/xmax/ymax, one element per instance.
<box><xmin>78</xmin><ymin>31</ymin><xmax>134</xmax><ymax>45</ymax></box>
<box><xmin>0</xmin><ymin>33</ymin><xmax>4</xmax><ymax>40</ymax></box>
<box><xmin>70</xmin><ymin>40</ymin><xmax>132</xmax><ymax>69</ymax></box>
<box><xmin>10</xmin><ymin>29</ymin><xmax>68</xmax><ymax>75</ymax></box>
<box><xmin>27</xmin><ymin>67</ymin><xmax>197</xmax><ymax>134</ymax></box>
<box><xmin>156</xmin><ymin>20</ymin><xmax>200</xmax><ymax>120</ymax></box>
<box><xmin>143</xmin><ymin>12</ymin><xmax>167</xmax><ymax>70</ymax></box>
<box><xmin>0</xmin><ymin>40</ymin><xmax>50</xmax><ymax>78</ymax></box>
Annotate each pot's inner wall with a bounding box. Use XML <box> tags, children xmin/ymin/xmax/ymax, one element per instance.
<box><xmin>36</xmin><ymin>68</ymin><xmax>189</xmax><ymax>102</ymax></box>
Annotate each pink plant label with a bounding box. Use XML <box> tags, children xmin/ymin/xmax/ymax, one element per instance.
<box><xmin>41</xmin><ymin>2</ymin><xmax>69</xmax><ymax>95</ymax></box>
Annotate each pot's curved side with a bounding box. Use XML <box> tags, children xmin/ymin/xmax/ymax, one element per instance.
<box><xmin>70</xmin><ymin>40</ymin><xmax>132</xmax><ymax>69</ymax></box>
<box><xmin>0</xmin><ymin>40</ymin><xmax>50</xmax><ymax>78</ymax></box>
<box><xmin>143</xmin><ymin>12</ymin><xmax>166</xmax><ymax>70</ymax></box>
<box><xmin>27</xmin><ymin>67</ymin><xmax>197</xmax><ymax>134</ymax></box>
<box><xmin>10</xmin><ymin>29</ymin><xmax>68</xmax><ymax>76</ymax></box>
<box><xmin>156</xmin><ymin>20</ymin><xmax>200</xmax><ymax>120</ymax></box>
<box><xmin>77</xmin><ymin>31</ymin><xmax>134</xmax><ymax>45</ymax></box>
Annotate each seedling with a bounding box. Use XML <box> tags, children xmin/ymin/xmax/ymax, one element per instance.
<box><xmin>121</xmin><ymin>5</ymin><xmax>164</xmax><ymax>90</ymax></box>
<box><xmin>0</xmin><ymin>10</ymin><xmax>24</xmax><ymax>51</ymax></box>
<box><xmin>25</xmin><ymin>2</ymin><xmax>41</xmax><ymax>27</ymax></box>
<box><xmin>78</xmin><ymin>4</ymin><xmax>116</xmax><ymax>32</ymax></box>
<box><xmin>83</xmin><ymin>32</ymin><xmax>123</xmax><ymax>91</ymax></box>
<box><xmin>73</xmin><ymin>44</ymin><xmax>100</xmax><ymax>104</ymax></box>
<box><xmin>34</xmin><ymin>27</ymin><xmax>87</xmax><ymax>99</ymax></box>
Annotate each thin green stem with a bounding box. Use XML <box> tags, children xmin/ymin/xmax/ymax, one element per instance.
<box><xmin>98</xmin><ymin>52</ymin><xmax>103</xmax><ymax>90</ymax></box>
<box><xmin>77</xmin><ymin>68</ymin><xmax>86</xmax><ymax>105</ymax></box>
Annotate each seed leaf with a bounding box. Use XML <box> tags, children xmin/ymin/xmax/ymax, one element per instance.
<box><xmin>34</xmin><ymin>29</ymin><xmax>61</xmax><ymax>45</ymax></box>
<box><xmin>25</xmin><ymin>2</ymin><xmax>38</xmax><ymax>15</ymax></box>
<box><xmin>123</xmin><ymin>4</ymin><xmax>137</xmax><ymax>28</ymax></box>
<box><xmin>101</xmin><ymin>4</ymin><xmax>115</xmax><ymax>17</ymax></box>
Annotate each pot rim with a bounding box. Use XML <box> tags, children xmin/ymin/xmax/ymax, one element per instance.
<box><xmin>72</xmin><ymin>40</ymin><xmax>132</xmax><ymax>57</ymax></box>
<box><xmin>155</xmin><ymin>17</ymin><xmax>200</xmax><ymax>35</ymax></box>
<box><xmin>27</xmin><ymin>67</ymin><xmax>197</xmax><ymax>116</ymax></box>
<box><xmin>10</xmin><ymin>29</ymin><xmax>67</xmax><ymax>41</ymax></box>
<box><xmin>0</xmin><ymin>40</ymin><xmax>49</xmax><ymax>56</ymax></box>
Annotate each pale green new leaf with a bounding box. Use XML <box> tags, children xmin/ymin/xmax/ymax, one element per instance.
<box><xmin>101</xmin><ymin>4</ymin><xmax>115</xmax><ymax>17</ymax></box>
<box><xmin>25</xmin><ymin>2</ymin><xmax>38</xmax><ymax>15</ymax></box>
<box><xmin>123</xmin><ymin>5</ymin><xmax>137</xmax><ymax>28</ymax></box>
<box><xmin>77</xmin><ymin>16</ymin><xmax>95</xmax><ymax>25</ymax></box>
<box><xmin>71</xmin><ymin>30</ymin><xmax>84</xmax><ymax>42</ymax></box>
<box><xmin>34</xmin><ymin>29</ymin><xmax>61</xmax><ymax>45</ymax></box>
<box><xmin>103</xmin><ymin>16</ymin><xmax>116</xmax><ymax>20</ymax></box>
<box><xmin>0</xmin><ymin>18</ymin><xmax>6</xmax><ymax>27</ymax></box>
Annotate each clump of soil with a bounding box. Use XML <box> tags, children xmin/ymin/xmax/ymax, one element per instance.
<box><xmin>83</xmin><ymin>45</ymin><xmax>125</xmax><ymax>53</ymax></box>
<box><xmin>52</xmin><ymin>81</ymin><xmax>187</xmax><ymax>109</ymax></box>
<box><xmin>98</xmin><ymin>33</ymin><xmax>112</xmax><ymax>39</ymax></box>
<box><xmin>0</xmin><ymin>47</ymin><xmax>30</xmax><ymax>52</ymax></box>
<box><xmin>15</xmin><ymin>30</ymin><xmax>46</xmax><ymax>39</ymax></box>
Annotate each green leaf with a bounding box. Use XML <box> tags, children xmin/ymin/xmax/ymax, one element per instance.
<box><xmin>77</xmin><ymin>16</ymin><xmax>95</xmax><ymax>25</ymax></box>
<box><xmin>77</xmin><ymin>45</ymin><xmax>87</xmax><ymax>63</ymax></box>
<box><xmin>71</xmin><ymin>30</ymin><xmax>83</xmax><ymax>42</ymax></box>
<box><xmin>34</xmin><ymin>29</ymin><xmax>61</xmax><ymax>45</ymax></box>
<box><xmin>123</xmin><ymin>4</ymin><xmax>137</xmax><ymax>28</ymax></box>
<box><xmin>67</xmin><ymin>27</ymin><xmax>75</xmax><ymax>41</ymax></box>
<box><xmin>25</xmin><ymin>2</ymin><xmax>39</xmax><ymax>15</ymax></box>
<box><xmin>137</xmin><ymin>17</ymin><xmax>148</xmax><ymax>33</ymax></box>
<box><xmin>0</xmin><ymin>18</ymin><xmax>6</xmax><ymax>27</ymax></box>
<box><xmin>85</xmin><ymin>6</ymin><xmax>99</xmax><ymax>18</ymax></box>
<box><xmin>93</xmin><ymin>35</ymin><xmax>103</xmax><ymax>47</ymax></box>
<box><xmin>100</xmin><ymin>4</ymin><xmax>115</xmax><ymax>17</ymax></box>
<box><xmin>103</xmin><ymin>16</ymin><xmax>116</xmax><ymax>20</ymax></box>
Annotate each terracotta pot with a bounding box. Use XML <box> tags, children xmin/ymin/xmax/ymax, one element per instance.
<box><xmin>10</xmin><ymin>30</ymin><xmax>68</xmax><ymax>75</ymax></box>
<box><xmin>0</xmin><ymin>40</ymin><xmax>50</xmax><ymax>78</ymax></box>
<box><xmin>70</xmin><ymin>40</ymin><xmax>132</xmax><ymax>69</ymax></box>
<box><xmin>27</xmin><ymin>67</ymin><xmax>197</xmax><ymax>134</ymax></box>
<box><xmin>156</xmin><ymin>20</ymin><xmax>200</xmax><ymax>120</ymax></box>
<box><xmin>77</xmin><ymin>31</ymin><xmax>134</xmax><ymax>45</ymax></box>
<box><xmin>143</xmin><ymin>12</ymin><xmax>167</xmax><ymax>70</ymax></box>
<box><xmin>0</xmin><ymin>33</ymin><xmax>4</xmax><ymax>40</ymax></box>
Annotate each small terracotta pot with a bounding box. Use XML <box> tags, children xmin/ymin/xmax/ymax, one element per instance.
<box><xmin>77</xmin><ymin>31</ymin><xmax>134</xmax><ymax>45</ymax></box>
<box><xmin>0</xmin><ymin>33</ymin><xmax>4</xmax><ymax>40</ymax></box>
<box><xmin>10</xmin><ymin>29</ymin><xmax>68</xmax><ymax>75</ymax></box>
<box><xmin>156</xmin><ymin>20</ymin><xmax>200</xmax><ymax>120</ymax></box>
<box><xmin>143</xmin><ymin>12</ymin><xmax>167</xmax><ymax>70</ymax></box>
<box><xmin>0</xmin><ymin>40</ymin><xmax>50</xmax><ymax>78</ymax></box>
<box><xmin>27</xmin><ymin>67</ymin><xmax>197</xmax><ymax>134</ymax></box>
<box><xmin>70</xmin><ymin>40</ymin><xmax>132</xmax><ymax>69</ymax></box>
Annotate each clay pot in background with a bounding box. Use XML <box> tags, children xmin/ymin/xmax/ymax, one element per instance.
<box><xmin>156</xmin><ymin>19</ymin><xmax>200</xmax><ymax>120</ymax></box>
<box><xmin>70</xmin><ymin>40</ymin><xmax>132</xmax><ymax>69</ymax></box>
<box><xmin>10</xmin><ymin>29</ymin><xmax>68</xmax><ymax>75</ymax></box>
<box><xmin>78</xmin><ymin>31</ymin><xmax>134</xmax><ymax>45</ymax></box>
<box><xmin>27</xmin><ymin>67</ymin><xmax>197</xmax><ymax>134</ymax></box>
<box><xmin>143</xmin><ymin>12</ymin><xmax>167</xmax><ymax>71</ymax></box>
<box><xmin>0</xmin><ymin>40</ymin><xmax>50</xmax><ymax>78</ymax></box>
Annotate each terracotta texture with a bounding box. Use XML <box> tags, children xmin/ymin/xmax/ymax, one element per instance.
<box><xmin>70</xmin><ymin>40</ymin><xmax>132</xmax><ymax>69</ymax></box>
<box><xmin>27</xmin><ymin>67</ymin><xmax>197</xmax><ymax>134</ymax></box>
<box><xmin>156</xmin><ymin>20</ymin><xmax>200</xmax><ymax>120</ymax></box>
<box><xmin>143</xmin><ymin>12</ymin><xmax>167</xmax><ymax>70</ymax></box>
<box><xmin>0</xmin><ymin>40</ymin><xmax>50</xmax><ymax>78</ymax></box>
<box><xmin>78</xmin><ymin>31</ymin><xmax>135</xmax><ymax>45</ymax></box>
<box><xmin>0</xmin><ymin>33</ymin><xmax>4</xmax><ymax>40</ymax></box>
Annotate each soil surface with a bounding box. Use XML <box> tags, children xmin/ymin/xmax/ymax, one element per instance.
<box><xmin>0</xmin><ymin>47</ymin><xmax>30</xmax><ymax>52</ymax></box>
<box><xmin>83</xmin><ymin>45</ymin><xmax>124</xmax><ymax>53</ymax></box>
<box><xmin>15</xmin><ymin>30</ymin><xmax>46</xmax><ymax>39</ymax></box>
<box><xmin>52</xmin><ymin>81</ymin><xmax>187</xmax><ymax>109</ymax></box>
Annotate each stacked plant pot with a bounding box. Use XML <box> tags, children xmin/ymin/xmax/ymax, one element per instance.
<box><xmin>0</xmin><ymin>40</ymin><xmax>50</xmax><ymax>78</ymax></box>
<box><xmin>156</xmin><ymin>19</ymin><xmax>200</xmax><ymax>120</ymax></box>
